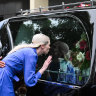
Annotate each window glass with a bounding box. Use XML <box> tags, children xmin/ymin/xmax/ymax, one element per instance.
<box><xmin>9</xmin><ymin>16</ymin><xmax>90</xmax><ymax>85</ymax></box>
<box><xmin>0</xmin><ymin>27</ymin><xmax>11</xmax><ymax>57</ymax></box>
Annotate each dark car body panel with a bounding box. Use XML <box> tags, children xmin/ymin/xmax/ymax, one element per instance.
<box><xmin>0</xmin><ymin>5</ymin><xmax>96</xmax><ymax>96</ymax></box>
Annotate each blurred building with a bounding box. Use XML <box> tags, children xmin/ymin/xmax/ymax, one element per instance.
<box><xmin>0</xmin><ymin>0</ymin><xmax>29</xmax><ymax>20</ymax></box>
<box><xmin>30</xmin><ymin>0</ymin><xmax>90</xmax><ymax>9</ymax></box>
<box><xmin>0</xmin><ymin>0</ymin><xmax>94</xmax><ymax>21</ymax></box>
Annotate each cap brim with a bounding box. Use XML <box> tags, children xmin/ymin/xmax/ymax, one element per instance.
<box><xmin>30</xmin><ymin>43</ymin><xmax>41</xmax><ymax>48</ymax></box>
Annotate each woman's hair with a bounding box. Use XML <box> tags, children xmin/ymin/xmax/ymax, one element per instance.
<box><xmin>8</xmin><ymin>33</ymin><xmax>50</xmax><ymax>54</ymax></box>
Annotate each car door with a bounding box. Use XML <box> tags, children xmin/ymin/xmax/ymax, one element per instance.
<box><xmin>4</xmin><ymin>8</ymin><xmax>96</xmax><ymax>96</ymax></box>
<box><xmin>0</xmin><ymin>20</ymin><xmax>13</xmax><ymax>57</ymax></box>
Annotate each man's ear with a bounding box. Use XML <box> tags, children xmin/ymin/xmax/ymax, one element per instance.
<box><xmin>40</xmin><ymin>44</ymin><xmax>45</xmax><ymax>49</ymax></box>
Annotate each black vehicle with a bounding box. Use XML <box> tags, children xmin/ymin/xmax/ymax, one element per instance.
<box><xmin>0</xmin><ymin>1</ymin><xmax>96</xmax><ymax>96</ymax></box>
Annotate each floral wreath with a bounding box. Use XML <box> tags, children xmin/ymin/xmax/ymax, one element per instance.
<box><xmin>70</xmin><ymin>32</ymin><xmax>90</xmax><ymax>70</ymax></box>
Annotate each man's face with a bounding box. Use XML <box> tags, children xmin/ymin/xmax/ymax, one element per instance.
<box><xmin>43</xmin><ymin>40</ymin><xmax>50</xmax><ymax>55</ymax></box>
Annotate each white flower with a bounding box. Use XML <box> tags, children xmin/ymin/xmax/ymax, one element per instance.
<box><xmin>76</xmin><ymin>41</ymin><xmax>80</xmax><ymax>49</ymax></box>
<box><xmin>76</xmin><ymin>52</ymin><xmax>85</xmax><ymax>62</ymax></box>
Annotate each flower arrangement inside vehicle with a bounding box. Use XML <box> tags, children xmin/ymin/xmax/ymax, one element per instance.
<box><xmin>70</xmin><ymin>32</ymin><xmax>90</xmax><ymax>85</ymax></box>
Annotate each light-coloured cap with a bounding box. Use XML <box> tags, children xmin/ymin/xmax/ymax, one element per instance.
<box><xmin>31</xmin><ymin>33</ymin><xmax>50</xmax><ymax>48</ymax></box>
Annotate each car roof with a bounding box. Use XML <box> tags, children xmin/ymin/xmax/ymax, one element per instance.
<box><xmin>0</xmin><ymin>1</ymin><xmax>96</xmax><ymax>28</ymax></box>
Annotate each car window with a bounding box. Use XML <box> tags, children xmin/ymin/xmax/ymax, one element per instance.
<box><xmin>9</xmin><ymin>15</ymin><xmax>90</xmax><ymax>86</ymax></box>
<box><xmin>0</xmin><ymin>27</ymin><xmax>11</xmax><ymax>57</ymax></box>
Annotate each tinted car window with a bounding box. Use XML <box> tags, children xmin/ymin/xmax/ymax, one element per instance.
<box><xmin>9</xmin><ymin>15</ymin><xmax>90</xmax><ymax>86</ymax></box>
<box><xmin>0</xmin><ymin>27</ymin><xmax>11</xmax><ymax>57</ymax></box>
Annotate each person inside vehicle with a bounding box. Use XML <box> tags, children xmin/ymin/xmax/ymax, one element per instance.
<box><xmin>0</xmin><ymin>33</ymin><xmax>52</xmax><ymax>96</ymax></box>
<box><xmin>49</xmin><ymin>41</ymin><xmax>76</xmax><ymax>84</ymax></box>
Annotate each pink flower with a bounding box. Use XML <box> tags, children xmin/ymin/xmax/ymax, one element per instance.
<box><xmin>69</xmin><ymin>57</ymin><xmax>72</xmax><ymax>61</ymax></box>
<box><xmin>85</xmin><ymin>51</ymin><xmax>90</xmax><ymax>60</ymax></box>
<box><xmin>80</xmin><ymin>40</ymin><xmax>87</xmax><ymax>50</ymax></box>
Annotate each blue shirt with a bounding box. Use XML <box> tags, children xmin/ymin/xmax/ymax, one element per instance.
<box><xmin>2</xmin><ymin>48</ymin><xmax>41</xmax><ymax>87</ymax></box>
<box><xmin>57</xmin><ymin>59</ymin><xmax>76</xmax><ymax>84</ymax></box>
